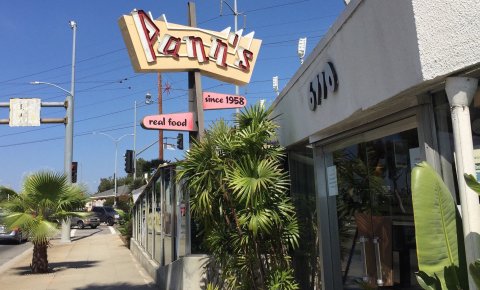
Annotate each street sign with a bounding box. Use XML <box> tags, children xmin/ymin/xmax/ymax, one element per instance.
<box><xmin>9</xmin><ymin>98</ymin><xmax>41</xmax><ymax>127</ymax></box>
<box><xmin>203</xmin><ymin>92</ymin><xmax>247</xmax><ymax>110</ymax></box>
<box><xmin>141</xmin><ymin>112</ymin><xmax>197</xmax><ymax>131</ymax></box>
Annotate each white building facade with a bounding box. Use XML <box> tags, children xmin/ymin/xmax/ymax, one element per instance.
<box><xmin>273</xmin><ymin>0</ymin><xmax>480</xmax><ymax>289</ymax></box>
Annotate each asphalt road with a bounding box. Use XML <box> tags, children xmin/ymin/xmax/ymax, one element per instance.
<box><xmin>0</xmin><ymin>239</ymin><xmax>32</xmax><ymax>267</ymax></box>
<box><xmin>0</xmin><ymin>224</ymin><xmax>116</xmax><ymax>267</ymax></box>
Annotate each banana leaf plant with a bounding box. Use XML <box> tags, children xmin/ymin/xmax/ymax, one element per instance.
<box><xmin>412</xmin><ymin>162</ymin><xmax>468</xmax><ymax>289</ymax></box>
<box><xmin>464</xmin><ymin>173</ymin><xmax>480</xmax><ymax>289</ymax></box>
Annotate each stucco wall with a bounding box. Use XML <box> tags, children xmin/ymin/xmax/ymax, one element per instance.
<box><xmin>412</xmin><ymin>0</ymin><xmax>480</xmax><ymax>81</ymax></box>
<box><xmin>273</xmin><ymin>0</ymin><xmax>480</xmax><ymax>147</ymax></box>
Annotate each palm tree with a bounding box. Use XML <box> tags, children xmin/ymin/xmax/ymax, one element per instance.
<box><xmin>1</xmin><ymin>171</ymin><xmax>87</xmax><ymax>273</ymax></box>
<box><xmin>177</xmin><ymin>104</ymin><xmax>300</xmax><ymax>290</ymax></box>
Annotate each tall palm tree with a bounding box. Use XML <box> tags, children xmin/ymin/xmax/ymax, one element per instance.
<box><xmin>1</xmin><ymin>171</ymin><xmax>87</xmax><ymax>273</ymax></box>
<box><xmin>177</xmin><ymin>104</ymin><xmax>300</xmax><ymax>290</ymax></box>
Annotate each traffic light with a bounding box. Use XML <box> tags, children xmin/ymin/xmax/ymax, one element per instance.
<box><xmin>176</xmin><ymin>133</ymin><xmax>184</xmax><ymax>150</ymax></box>
<box><xmin>124</xmin><ymin>150</ymin><xmax>134</xmax><ymax>173</ymax></box>
<box><xmin>71</xmin><ymin>162</ymin><xmax>78</xmax><ymax>183</ymax></box>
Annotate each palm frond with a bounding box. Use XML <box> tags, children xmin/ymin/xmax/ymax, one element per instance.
<box><xmin>3</xmin><ymin>212</ymin><xmax>36</xmax><ymax>232</ymax></box>
<box><xmin>29</xmin><ymin>219</ymin><xmax>58</xmax><ymax>244</ymax></box>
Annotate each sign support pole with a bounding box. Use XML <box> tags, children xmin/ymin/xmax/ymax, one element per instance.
<box><xmin>158</xmin><ymin>73</ymin><xmax>164</xmax><ymax>160</ymax></box>
<box><xmin>188</xmin><ymin>2</ymin><xmax>205</xmax><ymax>142</ymax></box>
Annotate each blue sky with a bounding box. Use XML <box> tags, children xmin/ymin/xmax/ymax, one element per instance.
<box><xmin>0</xmin><ymin>0</ymin><xmax>344</xmax><ymax>193</ymax></box>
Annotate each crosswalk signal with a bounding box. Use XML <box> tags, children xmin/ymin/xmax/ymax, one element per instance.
<box><xmin>124</xmin><ymin>150</ymin><xmax>134</xmax><ymax>173</ymax></box>
<box><xmin>71</xmin><ymin>162</ymin><xmax>78</xmax><ymax>183</ymax></box>
<box><xmin>177</xmin><ymin>133</ymin><xmax>184</xmax><ymax>150</ymax></box>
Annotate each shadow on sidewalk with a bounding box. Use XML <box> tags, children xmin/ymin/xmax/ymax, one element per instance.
<box><xmin>71</xmin><ymin>229</ymin><xmax>103</xmax><ymax>241</ymax></box>
<box><xmin>74</xmin><ymin>282</ymin><xmax>158</xmax><ymax>290</ymax></box>
<box><xmin>12</xmin><ymin>260</ymin><xmax>99</xmax><ymax>275</ymax></box>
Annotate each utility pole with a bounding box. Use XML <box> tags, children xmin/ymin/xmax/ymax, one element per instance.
<box><xmin>233</xmin><ymin>0</ymin><xmax>239</xmax><ymax>100</ymax></box>
<box><xmin>158</xmin><ymin>73</ymin><xmax>164</xmax><ymax>160</ymax></box>
<box><xmin>66</xmin><ymin>20</ymin><xmax>77</xmax><ymax>184</ymax></box>
<box><xmin>61</xmin><ymin>20</ymin><xmax>76</xmax><ymax>243</ymax></box>
<box><xmin>133</xmin><ymin>100</ymin><xmax>137</xmax><ymax>179</ymax></box>
<box><xmin>188</xmin><ymin>2</ymin><xmax>205</xmax><ymax>142</ymax></box>
<box><xmin>27</xmin><ymin>20</ymin><xmax>76</xmax><ymax>243</ymax></box>
<box><xmin>221</xmin><ymin>0</ymin><xmax>241</xmax><ymax>115</ymax></box>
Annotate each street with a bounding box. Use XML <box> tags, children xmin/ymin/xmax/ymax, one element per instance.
<box><xmin>0</xmin><ymin>239</ymin><xmax>32</xmax><ymax>267</ymax></box>
<box><xmin>0</xmin><ymin>224</ymin><xmax>115</xmax><ymax>268</ymax></box>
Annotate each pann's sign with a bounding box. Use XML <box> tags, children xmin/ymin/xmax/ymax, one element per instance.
<box><xmin>119</xmin><ymin>10</ymin><xmax>262</xmax><ymax>86</ymax></box>
<box><xmin>308</xmin><ymin>62</ymin><xmax>338</xmax><ymax>111</ymax></box>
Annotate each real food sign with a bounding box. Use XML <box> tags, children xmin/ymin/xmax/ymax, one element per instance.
<box><xmin>119</xmin><ymin>10</ymin><xmax>262</xmax><ymax>86</ymax></box>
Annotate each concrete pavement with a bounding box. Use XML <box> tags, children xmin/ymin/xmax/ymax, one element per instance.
<box><xmin>0</xmin><ymin>226</ymin><xmax>157</xmax><ymax>290</ymax></box>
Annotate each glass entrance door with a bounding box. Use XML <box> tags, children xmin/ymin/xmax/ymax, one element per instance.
<box><xmin>332</xmin><ymin>128</ymin><xmax>421</xmax><ymax>289</ymax></box>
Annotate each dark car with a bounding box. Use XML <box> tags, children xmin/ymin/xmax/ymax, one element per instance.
<box><xmin>91</xmin><ymin>206</ymin><xmax>120</xmax><ymax>226</ymax></box>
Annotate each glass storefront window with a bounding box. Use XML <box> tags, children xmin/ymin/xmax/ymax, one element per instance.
<box><xmin>147</xmin><ymin>188</ymin><xmax>154</xmax><ymax>256</ymax></box>
<box><xmin>163</xmin><ymin>168</ymin><xmax>174</xmax><ymax>264</ymax></box>
<box><xmin>141</xmin><ymin>198</ymin><xmax>146</xmax><ymax>248</ymax></box>
<box><xmin>131</xmin><ymin>165</ymin><xmax>191</xmax><ymax>266</ymax></box>
<box><xmin>176</xmin><ymin>177</ymin><xmax>188</xmax><ymax>258</ymax></box>
<box><xmin>332</xmin><ymin>128</ymin><xmax>421</xmax><ymax>289</ymax></box>
<box><xmin>154</xmin><ymin>178</ymin><xmax>163</xmax><ymax>264</ymax></box>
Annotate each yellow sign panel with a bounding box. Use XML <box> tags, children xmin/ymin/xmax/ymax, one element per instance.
<box><xmin>119</xmin><ymin>10</ymin><xmax>262</xmax><ymax>86</ymax></box>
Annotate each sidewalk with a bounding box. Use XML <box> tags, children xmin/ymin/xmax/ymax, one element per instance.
<box><xmin>0</xmin><ymin>230</ymin><xmax>157</xmax><ymax>290</ymax></box>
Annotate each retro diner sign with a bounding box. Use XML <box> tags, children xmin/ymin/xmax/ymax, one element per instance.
<box><xmin>119</xmin><ymin>10</ymin><xmax>262</xmax><ymax>86</ymax></box>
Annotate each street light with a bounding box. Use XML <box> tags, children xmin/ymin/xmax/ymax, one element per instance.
<box><xmin>298</xmin><ymin>37</ymin><xmax>307</xmax><ymax>65</ymax></box>
<box><xmin>144</xmin><ymin>92</ymin><xmax>165</xmax><ymax>161</ymax></box>
<box><xmin>30</xmin><ymin>81</ymin><xmax>71</xmax><ymax>95</ymax></box>
<box><xmin>273</xmin><ymin>76</ymin><xmax>279</xmax><ymax>96</ymax></box>
<box><xmin>30</xmin><ymin>20</ymin><xmax>76</xmax><ymax>244</ymax></box>
<box><xmin>94</xmin><ymin>132</ymin><xmax>133</xmax><ymax>207</ymax></box>
<box><xmin>30</xmin><ymin>20</ymin><xmax>77</xmax><ymax>185</ymax></box>
<box><xmin>145</xmin><ymin>92</ymin><xmax>153</xmax><ymax>104</ymax></box>
<box><xmin>30</xmin><ymin>80</ymin><xmax>74</xmax><ymax>184</ymax></box>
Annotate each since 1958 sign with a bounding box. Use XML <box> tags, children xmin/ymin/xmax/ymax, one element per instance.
<box><xmin>119</xmin><ymin>10</ymin><xmax>262</xmax><ymax>86</ymax></box>
<box><xmin>203</xmin><ymin>92</ymin><xmax>247</xmax><ymax>110</ymax></box>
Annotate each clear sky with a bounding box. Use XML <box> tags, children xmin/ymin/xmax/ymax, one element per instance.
<box><xmin>0</xmin><ymin>0</ymin><xmax>344</xmax><ymax>193</ymax></box>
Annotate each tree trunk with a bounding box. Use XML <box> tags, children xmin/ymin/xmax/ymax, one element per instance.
<box><xmin>31</xmin><ymin>242</ymin><xmax>48</xmax><ymax>273</ymax></box>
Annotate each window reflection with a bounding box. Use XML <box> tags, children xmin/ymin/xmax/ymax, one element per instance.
<box><xmin>333</xmin><ymin>129</ymin><xmax>420</xmax><ymax>289</ymax></box>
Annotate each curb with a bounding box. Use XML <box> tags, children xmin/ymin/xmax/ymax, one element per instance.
<box><xmin>0</xmin><ymin>245</ymin><xmax>33</xmax><ymax>275</ymax></box>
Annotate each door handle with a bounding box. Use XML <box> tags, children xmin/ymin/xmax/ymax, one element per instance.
<box><xmin>358</xmin><ymin>235</ymin><xmax>369</xmax><ymax>282</ymax></box>
<box><xmin>373</xmin><ymin>236</ymin><xmax>384</xmax><ymax>286</ymax></box>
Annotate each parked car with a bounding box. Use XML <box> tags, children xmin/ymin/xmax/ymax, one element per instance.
<box><xmin>0</xmin><ymin>224</ymin><xmax>26</xmax><ymax>244</ymax></box>
<box><xmin>0</xmin><ymin>210</ymin><xmax>26</xmax><ymax>244</ymax></box>
<box><xmin>91</xmin><ymin>206</ymin><xmax>120</xmax><ymax>226</ymax></box>
<box><xmin>71</xmin><ymin>214</ymin><xmax>100</xmax><ymax>229</ymax></box>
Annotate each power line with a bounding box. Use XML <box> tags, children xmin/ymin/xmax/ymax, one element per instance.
<box><xmin>0</xmin><ymin>125</ymin><xmax>133</xmax><ymax>148</ymax></box>
<box><xmin>244</xmin><ymin>0</ymin><xmax>310</xmax><ymax>13</ymax></box>
<box><xmin>0</xmin><ymin>48</ymin><xmax>126</xmax><ymax>84</ymax></box>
